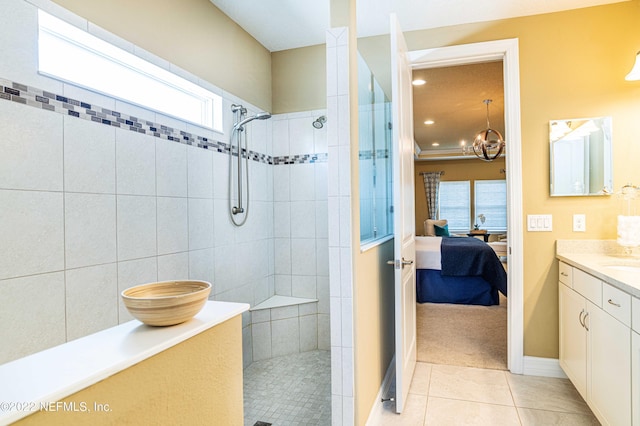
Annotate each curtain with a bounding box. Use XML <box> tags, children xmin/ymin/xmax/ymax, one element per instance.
<box><xmin>423</xmin><ymin>172</ymin><xmax>442</xmax><ymax>220</ymax></box>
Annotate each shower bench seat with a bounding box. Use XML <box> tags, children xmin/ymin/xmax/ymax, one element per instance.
<box><xmin>249</xmin><ymin>295</ymin><xmax>319</xmax><ymax>361</ymax></box>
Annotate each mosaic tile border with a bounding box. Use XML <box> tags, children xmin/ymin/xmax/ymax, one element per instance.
<box><xmin>0</xmin><ymin>78</ymin><xmax>327</xmax><ymax>166</ymax></box>
<box><xmin>358</xmin><ymin>149</ymin><xmax>390</xmax><ymax>160</ymax></box>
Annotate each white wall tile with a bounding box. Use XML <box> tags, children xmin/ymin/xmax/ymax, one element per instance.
<box><xmin>273</xmin><ymin>201</ymin><xmax>291</xmax><ymax>238</ymax></box>
<box><xmin>188</xmin><ymin>198</ymin><xmax>214</xmax><ymax>250</ymax></box>
<box><xmin>274</xmin><ymin>275</ymin><xmax>292</xmax><ymax>296</ymax></box>
<box><xmin>0</xmin><ymin>1</ymin><xmax>62</xmax><ymax>91</ymax></box>
<box><xmin>66</xmin><ymin>263</ymin><xmax>118</xmax><ymax>341</ymax></box>
<box><xmin>290</xmin><ymin>164</ymin><xmax>315</xmax><ymax>201</ymax></box>
<box><xmin>331</xmin><ymin>345</ymin><xmax>343</xmax><ymax>395</ymax></box>
<box><xmin>299</xmin><ymin>302</ymin><xmax>318</xmax><ymax>316</ymax></box>
<box><xmin>330</xmin><ymin>297</ymin><xmax>342</xmax><ymax>349</ymax></box>
<box><xmin>316</xmin><ymin>238</ymin><xmax>329</xmax><ymax>277</ymax></box>
<box><xmin>157</xmin><ymin>252</ymin><xmax>189</xmax><ymax>281</ymax></box>
<box><xmin>340</xmin><ymin>247</ymin><xmax>353</xmax><ymax>299</ymax></box>
<box><xmin>299</xmin><ymin>314</ymin><xmax>318</xmax><ymax>352</ymax></box>
<box><xmin>271</xmin><ymin>317</ymin><xmax>300</xmax><ymax>357</ymax></box>
<box><xmin>251</xmin><ymin>309</ymin><xmax>270</xmax><ymax>324</ymax></box>
<box><xmin>318</xmin><ymin>313</ymin><xmax>331</xmax><ymax>351</ymax></box>
<box><xmin>290</xmin><ymin>200</ymin><xmax>316</xmax><ymax>239</ymax></box>
<box><xmin>339</xmin><ymin>196</ymin><xmax>351</xmax><ymax>248</ymax></box>
<box><xmin>156</xmin><ymin>139</ymin><xmax>187</xmax><ymax>197</ymax></box>
<box><xmin>63</xmin><ymin>116</ymin><xmax>115</xmax><ymax>194</ymax></box>
<box><xmin>273</xmin><ymin>165</ymin><xmax>290</xmax><ymax>202</ymax></box>
<box><xmin>289</xmin><ymin>117</ymin><xmax>315</xmax><ymax>156</ymax></box>
<box><xmin>213</xmin><ymin>199</ymin><xmax>236</xmax><ymax>247</ymax></box>
<box><xmin>291</xmin><ymin>238</ymin><xmax>316</xmax><ymax>276</ymax></box>
<box><xmin>212</xmin><ymin>152</ymin><xmax>228</xmax><ymax>200</ymax></box>
<box><xmin>115</xmin><ymin>129</ymin><xmax>156</xmax><ymax>196</ymax></box>
<box><xmin>157</xmin><ymin>197</ymin><xmax>188</xmax><ymax>255</ymax></box>
<box><xmin>292</xmin><ymin>275</ymin><xmax>317</xmax><ymax>299</ymax></box>
<box><xmin>242</xmin><ymin>325</ymin><xmax>253</xmax><ymax>369</ymax></box>
<box><xmin>0</xmin><ymin>101</ymin><xmax>63</xmax><ymax>191</ymax></box>
<box><xmin>65</xmin><ymin>193</ymin><xmax>117</xmax><ymax>269</ymax></box>
<box><xmin>341</xmin><ymin>346</ymin><xmax>354</xmax><ymax>396</ymax></box>
<box><xmin>0</xmin><ymin>190</ymin><xmax>64</xmax><ymax>280</ymax></box>
<box><xmin>341</xmin><ymin>297</ymin><xmax>353</xmax><ymax>349</ymax></box>
<box><xmin>117</xmin><ymin>257</ymin><xmax>157</xmax><ymax>323</ymax></box>
<box><xmin>271</xmin><ymin>305</ymin><xmax>299</xmax><ymax>321</ymax></box>
<box><xmin>272</xmin><ymin>118</ymin><xmax>289</xmax><ymax>156</ymax></box>
<box><xmin>117</xmin><ymin>195</ymin><xmax>156</xmax><ymax>261</ymax></box>
<box><xmin>274</xmin><ymin>238</ymin><xmax>292</xmax><ymax>275</ymax></box>
<box><xmin>187</xmin><ymin>145</ymin><xmax>213</xmax><ymax>199</ymax></box>
<box><xmin>252</xmin><ymin>321</ymin><xmax>271</xmax><ymax>361</ymax></box>
<box><xmin>188</xmin><ymin>248</ymin><xmax>215</xmax><ymax>289</ymax></box>
<box><xmin>0</xmin><ymin>272</ymin><xmax>65</xmax><ymax>364</ymax></box>
<box><xmin>213</xmin><ymin>244</ymin><xmax>237</xmax><ymax>295</ymax></box>
<box><xmin>328</xmin><ymin>248</ymin><xmax>341</xmax><ymax>298</ymax></box>
<box><xmin>253</xmin><ymin>277</ymin><xmax>270</xmax><ymax>306</ymax></box>
<box><xmin>315</xmin><ymin>163</ymin><xmax>328</xmax><ymax>201</ymax></box>
<box><xmin>317</xmin><ymin>276</ymin><xmax>330</xmax><ymax>314</ymax></box>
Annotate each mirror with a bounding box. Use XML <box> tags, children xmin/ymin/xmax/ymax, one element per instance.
<box><xmin>550</xmin><ymin>116</ymin><xmax>612</xmax><ymax>196</ymax></box>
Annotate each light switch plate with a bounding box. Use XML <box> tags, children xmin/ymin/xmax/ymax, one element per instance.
<box><xmin>573</xmin><ymin>214</ymin><xmax>586</xmax><ymax>232</ymax></box>
<box><xmin>527</xmin><ymin>214</ymin><xmax>553</xmax><ymax>232</ymax></box>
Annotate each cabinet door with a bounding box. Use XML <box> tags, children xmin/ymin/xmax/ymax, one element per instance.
<box><xmin>632</xmin><ymin>331</ymin><xmax>639</xmax><ymax>426</ymax></box>
<box><xmin>559</xmin><ymin>282</ymin><xmax>587</xmax><ymax>399</ymax></box>
<box><xmin>588</xmin><ymin>300</ymin><xmax>631</xmax><ymax>426</ymax></box>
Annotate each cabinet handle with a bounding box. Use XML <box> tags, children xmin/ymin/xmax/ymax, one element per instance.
<box><xmin>579</xmin><ymin>309</ymin><xmax>585</xmax><ymax>327</ymax></box>
<box><xmin>607</xmin><ymin>299</ymin><xmax>621</xmax><ymax>308</ymax></box>
<box><xmin>560</xmin><ymin>272</ymin><xmax>569</xmax><ymax>276</ymax></box>
<box><xmin>584</xmin><ymin>312</ymin><xmax>590</xmax><ymax>331</ymax></box>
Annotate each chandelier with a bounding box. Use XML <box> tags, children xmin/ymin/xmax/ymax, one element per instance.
<box><xmin>464</xmin><ymin>99</ymin><xmax>505</xmax><ymax>162</ymax></box>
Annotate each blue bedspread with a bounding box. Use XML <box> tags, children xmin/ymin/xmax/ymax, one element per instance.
<box><xmin>440</xmin><ymin>237</ymin><xmax>507</xmax><ymax>297</ymax></box>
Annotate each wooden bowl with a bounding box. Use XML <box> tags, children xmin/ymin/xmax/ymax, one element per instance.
<box><xmin>121</xmin><ymin>280</ymin><xmax>211</xmax><ymax>326</ymax></box>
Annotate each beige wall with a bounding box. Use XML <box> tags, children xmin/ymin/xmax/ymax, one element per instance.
<box><xmin>403</xmin><ymin>1</ymin><xmax>640</xmax><ymax>357</ymax></box>
<box><xmin>52</xmin><ymin>0</ymin><xmax>272</xmax><ymax>112</ymax></box>
<box><xmin>271</xmin><ymin>44</ymin><xmax>327</xmax><ymax>114</ymax></box>
<box><xmin>415</xmin><ymin>158</ymin><xmax>506</xmax><ymax>234</ymax></box>
<box><xmin>16</xmin><ymin>316</ymin><xmax>244</xmax><ymax>426</ymax></box>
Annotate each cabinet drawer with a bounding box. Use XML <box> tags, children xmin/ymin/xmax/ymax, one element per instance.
<box><xmin>559</xmin><ymin>262</ymin><xmax>573</xmax><ymax>286</ymax></box>
<box><xmin>573</xmin><ymin>268</ymin><xmax>602</xmax><ymax>306</ymax></box>
<box><xmin>632</xmin><ymin>296</ymin><xmax>640</xmax><ymax>333</ymax></box>
<box><xmin>603</xmin><ymin>283</ymin><xmax>631</xmax><ymax>327</ymax></box>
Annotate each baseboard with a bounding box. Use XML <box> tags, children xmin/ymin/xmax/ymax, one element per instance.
<box><xmin>365</xmin><ymin>354</ymin><xmax>395</xmax><ymax>426</ymax></box>
<box><xmin>522</xmin><ymin>356</ymin><xmax>567</xmax><ymax>378</ymax></box>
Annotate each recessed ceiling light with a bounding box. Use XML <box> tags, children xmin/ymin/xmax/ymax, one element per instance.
<box><xmin>424</xmin><ymin>120</ymin><xmax>434</xmax><ymax>125</ymax></box>
<box><xmin>432</xmin><ymin>142</ymin><xmax>440</xmax><ymax>147</ymax></box>
<box><xmin>412</xmin><ymin>79</ymin><xmax>426</xmax><ymax>86</ymax></box>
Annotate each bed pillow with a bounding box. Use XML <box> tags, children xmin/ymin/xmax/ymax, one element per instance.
<box><xmin>434</xmin><ymin>223</ymin><xmax>450</xmax><ymax>237</ymax></box>
<box><xmin>424</xmin><ymin>219</ymin><xmax>448</xmax><ymax>236</ymax></box>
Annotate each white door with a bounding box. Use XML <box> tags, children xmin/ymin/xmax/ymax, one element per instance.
<box><xmin>390</xmin><ymin>13</ymin><xmax>416</xmax><ymax>414</ymax></box>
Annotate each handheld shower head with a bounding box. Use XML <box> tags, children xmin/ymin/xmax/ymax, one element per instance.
<box><xmin>234</xmin><ymin>111</ymin><xmax>272</xmax><ymax>130</ymax></box>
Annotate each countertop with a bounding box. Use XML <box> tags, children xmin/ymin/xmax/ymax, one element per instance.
<box><xmin>556</xmin><ymin>252</ymin><xmax>640</xmax><ymax>298</ymax></box>
<box><xmin>0</xmin><ymin>300</ymin><xmax>249</xmax><ymax>425</ymax></box>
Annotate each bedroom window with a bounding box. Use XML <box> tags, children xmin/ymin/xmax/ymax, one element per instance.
<box><xmin>37</xmin><ymin>10</ymin><xmax>223</xmax><ymax>131</ymax></box>
<box><xmin>475</xmin><ymin>180</ymin><xmax>507</xmax><ymax>232</ymax></box>
<box><xmin>438</xmin><ymin>181</ymin><xmax>471</xmax><ymax>232</ymax></box>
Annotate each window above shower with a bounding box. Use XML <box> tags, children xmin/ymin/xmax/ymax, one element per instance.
<box><xmin>37</xmin><ymin>10</ymin><xmax>223</xmax><ymax>132</ymax></box>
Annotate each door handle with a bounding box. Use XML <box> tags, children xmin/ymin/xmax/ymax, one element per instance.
<box><xmin>387</xmin><ymin>258</ymin><xmax>414</xmax><ymax>269</ymax></box>
<box><xmin>401</xmin><ymin>258</ymin><xmax>414</xmax><ymax>268</ymax></box>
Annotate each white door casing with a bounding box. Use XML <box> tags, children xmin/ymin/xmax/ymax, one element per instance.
<box><xmin>408</xmin><ymin>39</ymin><xmax>524</xmax><ymax>373</ymax></box>
<box><xmin>390</xmin><ymin>13</ymin><xmax>417</xmax><ymax>414</ymax></box>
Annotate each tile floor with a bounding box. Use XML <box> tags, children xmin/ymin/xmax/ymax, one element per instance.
<box><xmin>243</xmin><ymin>350</ymin><xmax>331</xmax><ymax>426</ymax></box>
<box><xmin>379</xmin><ymin>362</ymin><xmax>600</xmax><ymax>425</ymax></box>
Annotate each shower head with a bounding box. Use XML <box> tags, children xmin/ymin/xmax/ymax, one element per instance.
<box><xmin>312</xmin><ymin>115</ymin><xmax>327</xmax><ymax>129</ymax></box>
<box><xmin>234</xmin><ymin>111</ymin><xmax>272</xmax><ymax>130</ymax></box>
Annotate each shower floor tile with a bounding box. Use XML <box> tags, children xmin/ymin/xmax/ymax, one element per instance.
<box><xmin>244</xmin><ymin>350</ymin><xmax>331</xmax><ymax>426</ymax></box>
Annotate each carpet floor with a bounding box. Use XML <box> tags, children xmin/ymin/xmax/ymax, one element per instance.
<box><xmin>416</xmin><ymin>293</ymin><xmax>507</xmax><ymax>370</ymax></box>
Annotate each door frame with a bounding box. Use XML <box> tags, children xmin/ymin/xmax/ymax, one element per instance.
<box><xmin>408</xmin><ymin>38</ymin><xmax>524</xmax><ymax>373</ymax></box>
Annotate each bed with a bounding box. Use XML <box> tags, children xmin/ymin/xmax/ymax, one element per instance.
<box><xmin>415</xmin><ymin>236</ymin><xmax>507</xmax><ymax>306</ymax></box>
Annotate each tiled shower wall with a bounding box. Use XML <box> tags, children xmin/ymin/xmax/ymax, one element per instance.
<box><xmin>0</xmin><ymin>0</ymin><xmax>328</xmax><ymax>367</ymax></box>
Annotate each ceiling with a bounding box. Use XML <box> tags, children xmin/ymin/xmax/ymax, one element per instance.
<box><xmin>209</xmin><ymin>0</ymin><xmax>626</xmax><ymax>52</ymax></box>
<box><xmin>412</xmin><ymin>61</ymin><xmax>504</xmax><ymax>157</ymax></box>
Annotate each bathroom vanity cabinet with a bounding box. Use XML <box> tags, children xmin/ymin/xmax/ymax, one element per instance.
<box><xmin>558</xmin><ymin>261</ymin><xmax>632</xmax><ymax>426</ymax></box>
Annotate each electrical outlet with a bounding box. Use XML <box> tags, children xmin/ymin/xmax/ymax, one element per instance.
<box><xmin>573</xmin><ymin>214</ymin><xmax>586</xmax><ymax>232</ymax></box>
